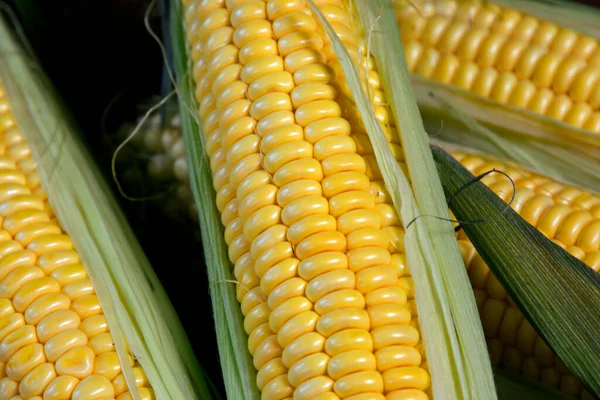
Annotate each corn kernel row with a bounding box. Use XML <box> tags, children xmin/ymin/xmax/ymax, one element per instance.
<box><xmin>395</xmin><ymin>0</ymin><xmax>600</xmax><ymax>132</ymax></box>
<box><xmin>0</xmin><ymin>85</ymin><xmax>154</xmax><ymax>399</ymax></box>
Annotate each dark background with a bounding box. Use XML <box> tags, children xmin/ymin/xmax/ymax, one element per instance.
<box><xmin>2</xmin><ymin>0</ymin><xmax>600</xmax><ymax>397</ymax></box>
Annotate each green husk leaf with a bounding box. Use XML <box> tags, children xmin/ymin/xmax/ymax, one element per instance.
<box><xmin>170</xmin><ymin>1</ymin><xmax>260</xmax><ymax>399</ymax></box>
<box><xmin>412</xmin><ymin>76</ymin><xmax>600</xmax><ymax>191</ymax></box>
<box><xmin>0</xmin><ymin>11</ymin><xmax>213</xmax><ymax>400</ymax></box>
<box><xmin>309</xmin><ymin>0</ymin><xmax>496</xmax><ymax>398</ymax></box>
<box><xmin>432</xmin><ymin>145</ymin><xmax>600</xmax><ymax>398</ymax></box>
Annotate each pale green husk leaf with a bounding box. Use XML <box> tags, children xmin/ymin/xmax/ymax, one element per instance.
<box><xmin>413</xmin><ymin>77</ymin><xmax>600</xmax><ymax>192</ymax></box>
<box><xmin>170</xmin><ymin>1</ymin><xmax>260</xmax><ymax>399</ymax></box>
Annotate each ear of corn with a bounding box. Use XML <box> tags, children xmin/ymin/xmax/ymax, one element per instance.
<box><xmin>433</xmin><ymin>143</ymin><xmax>600</xmax><ymax>399</ymax></box>
<box><xmin>393</xmin><ymin>0</ymin><xmax>600</xmax><ymax>191</ymax></box>
<box><xmin>115</xmin><ymin>109</ymin><xmax>197</xmax><ymax>223</ymax></box>
<box><xmin>171</xmin><ymin>0</ymin><xmax>600</xmax><ymax>399</ymax></box>
<box><xmin>0</xmin><ymin>12</ymin><xmax>214</xmax><ymax>400</ymax></box>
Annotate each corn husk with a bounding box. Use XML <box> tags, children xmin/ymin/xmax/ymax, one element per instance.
<box><xmin>170</xmin><ymin>2</ymin><xmax>260</xmax><ymax>399</ymax></box>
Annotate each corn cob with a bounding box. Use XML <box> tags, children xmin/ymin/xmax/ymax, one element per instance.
<box><xmin>450</xmin><ymin>149</ymin><xmax>600</xmax><ymax>399</ymax></box>
<box><xmin>0</xmin><ymin>83</ymin><xmax>155</xmax><ymax>399</ymax></box>
<box><xmin>115</xmin><ymin>111</ymin><xmax>197</xmax><ymax>221</ymax></box>
<box><xmin>184</xmin><ymin>0</ymin><xmax>429</xmax><ymax>398</ymax></box>
<box><xmin>182</xmin><ymin>0</ymin><xmax>600</xmax><ymax>399</ymax></box>
<box><xmin>394</xmin><ymin>0</ymin><xmax>600</xmax><ymax>133</ymax></box>
<box><xmin>133</xmin><ymin>95</ymin><xmax>600</xmax><ymax>398</ymax></box>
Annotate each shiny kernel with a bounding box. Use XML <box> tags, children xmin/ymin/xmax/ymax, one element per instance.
<box><xmin>49</xmin><ymin>263</ymin><xmax>86</xmax><ymax>287</ymax></box>
<box><xmin>284</xmin><ymin>48</ymin><xmax>326</xmax><ymax>74</ymax></box>
<box><xmin>293</xmin><ymin>375</ymin><xmax>334</xmax><ymax>400</ymax></box>
<box><xmin>371</xmin><ymin>325</ymin><xmax>420</xmax><ymax>350</ymax></box>
<box><xmin>273</xmin><ymin>159</ymin><xmax>323</xmax><ymax>187</ymax></box>
<box><xmin>348</xmin><ymin>247</ymin><xmax>392</xmax><ymax>273</ymax></box>
<box><xmin>431</xmin><ymin>54</ymin><xmax>459</xmax><ymax>83</ymax></box>
<box><xmin>248</xmin><ymin>70</ymin><xmax>294</xmax><ymax>101</ymax></box>
<box><xmin>80</xmin><ymin>315</ymin><xmax>108</xmax><ymax>338</ymax></box>
<box><xmin>329</xmin><ymin>191</ymin><xmax>375</xmax><ymax>218</ymax></box>
<box><xmin>256</xmin><ymin>358</ymin><xmax>286</xmax><ymax>390</ymax></box>
<box><xmin>314</xmin><ymin>289</ymin><xmax>364</xmax><ymax>316</ymax></box>
<box><xmin>0</xmin><ymin>314</ymin><xmax>25</xmax><ymax>343</ymax></box>
<box><xmin>0</xmin><ymin>265</ymin><xmax>44</xmax><ymax>299</ymax></box>
<box><xmin>89</xmin><ymin>333</ymin><xmax>115</xmax><ymax>355</ymax></box>
<box><xmin>268</xmin><ymin>277</ymin><xmax>307</xmax><ymax>311</ymax></box>
<box><xmin>356</xmin><ymin>266</ymin><xmax>398</xmax><ymax>294</ymax></box>
<box><xmin>294</xmin><ymin>63</ymin><xmax>336</xmax><ymax>86</ymax></box>
<box><xmin>403</xmin><ymin>41</ymin><xmax>424</xmax><ymax>72</ymax></box>
<box><xmin>93</xmin><ymin>351</ymin><xmax>122</xmax><ymax>381</ymax></box>
<box><xmin>270</xmin><ymin>296</ymin><xmax>313</xmax><ymax>333</ymax></box>
<box><xmin>295</xmin><ymin>231</ymin><xmax>347</xmax><ymax>260</ymax></box>
<box><xmin>230</xmin><ymin>1</ymin><xmax>265</xmax><ymax>28</ymax></box>
<box><xmin>241</xmin><ymin>55</ymin><xmax>283</xmax><ymax>84</ymax></box>
<box><xmin>383</xmin><ymin>367</ymin><xmax>430</xmax><ymax>392</ymax></box>
<box><xmin>264</xmin><ymin>140</ymin><xmax>313</xmax><ymax>175</ymax></box>
<box><xmin>328</xmin><ymin>350</ymin><xmax>377</xmax><ymax>380</ymax></box>
<box><xmin>0</xmin><ymin>377</ymin><xmax>18</xmax><ymax>398</ymax></box>
<box><xmin>347</xmin><ymin>228</ymin><xmax>389</xmax><ymax>250</ymax></box>
<box><xmin>292</xmin><ymin>83</ymin><xmax>337</xmax><ymax>109</ymax></box>
<box><xmin>337</xmin><ymin>210</ymin><xmax>380</xmax><ymax>236</ymax></box>
<box><xmin>471</xmin><ymin>68</ymin><xmax>499</xmax><ymax>97</ymax></box>
<box><xmin>6</xmin><ymin>343</ymin><xmax>45</xmax><ymax>381</ymax></box>
<box><xmin>365</xmin><ymin>286</ymin><xmax>407</xmax><ymax>307</ymax></box>
<box><xmin>325</xmin><ymin>329</ymin><xmax>373</xmax><ymax>358</ymax></box>
<box><xmin>317</xmin><ymin>308</ymin><xmax>370</xmax><ymax>337</ymax></box>
<box><xmin>117</xmin><ymin>387</ymin><xmax>154</xmax><ymax>400</ymax></box>
<box><xmin>72</xmin><ymin>375</ymin><xmax>114</xmax><ymax>400</ymax></box>
<box><xmin>451</xmin><ymin>62</ymin><xmax>480</xmax><ymax>90</ymax></box>
<box><xmin>278</xmin><ymin>31</ymin><xmax>323</xmax><ymax>57</ymax></box>
<box><xmin>261</xmin><ymin>374</ymin><xmax>293</xmax><ymax>399</ymax></box>
<box><xmin>287</xmin><ymin>212</ymin><xmax>335</xmax><ymax>244</ymax></box>
<box><xmin>554</xmin><ymin>58</ymin><xmax>586</xmax><ymax>95</ymax></box>
<box><xmin>414</xmin><ymin>48</ymin><xmax>440</xmax><ymax>79</ymax></box>
<box><xmin>456</xmin><ymin>29</ymin><xmax>488</xmax><ymax>62</ymax></box>
<box><xmin>250</xmin><ymin>93</ymin><xmax>292</xmax><ymax>120</ymax></box>
<box><xmin>304</xmin><ymin>118</ymin><xmax>351</xmax><ymax>144</ymax></box>
<box><xmin>273</xmin><ymin>11</ymin><xmax>317</xmax><ymax>39</ymax></box>
<box><xmin>0</xmin><ymin>325</ymin><xmax>37</xmax><ymax>362</ymax></box>
<box><xmin>507</xmin><ymin>80</ymin><xmax>538</xmax><ymax>108</ymax></box>
<box><xmin>334</xmin><ymin>370</ymin><xmax>383</xmax><ymax>398</ymax></box>
<box><xmin>288</xmin><ymin>352</ymin><xmax>329</xmax><ymax>388</ymax></box>
<box><xmin>18</xmin><ymin>362</ymin><xmax>55</xmax><ymax>398</ymax></box>
<box><xmin>376</xmin><ymin>345</ymin><xmax>422</xmax><ymax>372</ymax></box>
<box><xmin>298</xmin><ymin>251</ymin><xmax>347</xmax><ymax>282</ymax></box>
<box><xmin>282</xmin><ymin>332</ymin><xmax>324</xmax><ymax>368</ymax></box>
<box><xmin>314</xmin><ymin>136</ymin><xmax>357</xmax><ymax>163</ymax></box>
<box><xmin>63</xmin><ymin>278</ymin><xmax>95</xmax><ymax>301</ymax></box>
<box><xmin>570</xmin><ymin>66</ymin><xmax>600</xmax><ymax>103</ymax></box>
<box><xmin>514</xmin><ymin>46</ymin><xmax>546</xmax><ymax>80</ymax></box>
<box><xmin>490</xmin><ymin>72</ymin><xmax>518</xmax><ymax>104</ymax></box>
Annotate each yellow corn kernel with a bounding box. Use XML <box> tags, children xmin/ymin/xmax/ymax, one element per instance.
<box><xmin>0</xmin><ymin>85</ymin><xmax>154</xmax><ymax>399</ymax></box>
<box><xmin>394</xmin><ymin>0</ymin><xmax>600</xmax><ymax>133</ymax></box>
